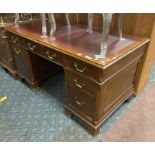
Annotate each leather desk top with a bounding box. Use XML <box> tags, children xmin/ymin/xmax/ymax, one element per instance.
<box><xmin>5</xmin><ymin>21</ymin><xmax>149</xmax><ymax>68</ymax></box>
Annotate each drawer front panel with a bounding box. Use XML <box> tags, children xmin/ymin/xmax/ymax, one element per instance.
<box><xmin>8</xmin><ymin>32</ymin><xmax>24</xmax><ymax>46</ymax></box>
<box><xmin>38</xmin><ymin>47</ymin><xmax>63</xmax><ymax>65</ymax></box>
<box><xmin>64</xmin><ymin>56</ymin><xmax>98</xmax><ymax>81</ymax></box>
<box><xmin>67</xmin><ymin>86</ymin><xmax>95</xmax><ymax>122</ymax></box>
<box><xmin>66</xmin><ymin>70</ymin><xmax>99</xmax><ymax>96</ymax></box>
<box><xmin>25</xmin><ymin>39</ymin><xmax>40</xmax><ymax>52</ymax></box>
<box><xmin>23</xmin><ymin>39</ymin><xmax>63</xmax><ymax>65</ymax></box>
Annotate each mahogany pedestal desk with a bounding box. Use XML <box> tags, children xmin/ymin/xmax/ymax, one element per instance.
<box><xmin>5</xmin><ymin>21</ymin><xmax>149</xmax><ymax>135</ymax></box>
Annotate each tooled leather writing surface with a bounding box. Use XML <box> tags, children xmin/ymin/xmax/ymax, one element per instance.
<box><xmin>5</xmin><ymin>21</ymin><xmax>149</xmax><ymax>68</ymax></box>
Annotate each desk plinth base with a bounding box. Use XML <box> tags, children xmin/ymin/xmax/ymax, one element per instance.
<box><xmin>0</xmin><ymin>62</ymin><xmax>18</xmax><ymax>80</ymax></box>
<box><xmin>65</xmin><ymin>90</ymin><xmax>134</xmax><ymax>136</ymax></box>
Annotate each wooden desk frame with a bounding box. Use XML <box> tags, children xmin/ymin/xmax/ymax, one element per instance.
<box><xmin>4</xmin><ymin>21</ymin><xmax>149</xmax><ymax>136</ymax></box>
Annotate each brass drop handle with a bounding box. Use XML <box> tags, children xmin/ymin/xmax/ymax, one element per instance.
<box><xmin>11</xmin><ymin>36</ymin><xmax>18</xmax><ymax>43</ymax></box>
<box><xmin>75</xmin><ymin>97</ymin><xmax>85</xmax><ymax>106</ymax></box>
<box><xmin>14</xmin><ymin>48</ymin><xmax>21</xmax><ymax>55</ymax></box>
<box><xmin>28</xmin><ymin>42</ymin><xmax>36</xmax><ymax>51</ymax></box>
<box><xmin>46</xmin><ymin>51</ymin><xmax>57</xmax><ymax>60</ymax></box>
<box><xmin>74</xmin><ymin>79</ymin><xmax>86</xmax><ymax>88</ymax></box>
<box><xmin>74</xmin><ymin>63</ymin><xmax>87</xmax><ymax>73</ymax></box>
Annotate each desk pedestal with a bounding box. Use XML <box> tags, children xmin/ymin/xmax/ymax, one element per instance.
<box><xmin>64</xmin><ymin>45</ymin><xmax>146</xmax><ymax>135</ymax></box>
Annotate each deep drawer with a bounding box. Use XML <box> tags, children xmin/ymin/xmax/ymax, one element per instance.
<box><xmin>67</xmin><ymin>86</ymin><xmax>96</xmax><ymax>122</ymax></box>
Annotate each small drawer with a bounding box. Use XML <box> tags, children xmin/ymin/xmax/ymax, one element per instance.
<box><xmin>67</xmin><ymin>87</ymin><xmax>95</xmax><ymax>122</ymax></box>
<box><xmin>8</xmin><ymin>32</ymin><xmax>24</xmax><ymax>46</ymax></box>
<box><xmin>12</xmin><ymin>45</ymin><xmax>27</xmax><ymax>56</ymax></box>
<box><xmin>25</xmin><ymin>40</ymin><xmax>39</xmax><ymax>52</ymax></box>
<box><xmin>65</xmin><ymin>56</ymin><xmax>98</xmax><ymax>80</ymax></box>
<box><xmin>24</xmin><ymin>39</ymin><xmax>63</xmax><ymax>65</ymax></box>
<box><xmin>66</xmin><ymin>70</ymin><xmax>99</xmax><ymax>96</ymax></box>
<box><xmin>39</xmin><ymin>47</ymin><xmax>63</xmax><ymax>65</ymax></box>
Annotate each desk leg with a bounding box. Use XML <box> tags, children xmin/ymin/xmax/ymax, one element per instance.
<box><xmin>31</xmin><ymin>82</ymin><xmax>40</xmax><ymax>91</ymax></box>
<box><xmin>12</xmin><ymin>71</ymin><xmax>18</xmax><ymax>80</ymax></box>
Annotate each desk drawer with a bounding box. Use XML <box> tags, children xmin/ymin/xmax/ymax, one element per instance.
<box><xmin>8</xmin><ymin>32</ymin><xmax>24</xmax><ymax>46</ymax></box>
<box><xmin>65</xmin><ymin>56</ymin><xmax>98</xmax><ymax>80</ymax></box>
<box><xmin>38</xmin><ymin>47</ymin><xmax>63</xmax><ymax>65</ymax></box>
<box><xmin>12</xmin><ymin>45</ymin><xmax>26</xmax><ymax>56</ymax></box>
<box><xmin>66</xmin><ymin>70</ymin><xmax>99</xmax><ymax>96</ymax></box>
<box><xmin>25</xmin><ymin>39</ymin><xmax>40</xmax><ymax>52</ymax></box>
<box><xmin>24</xmin><ymin>39</ymin><xmax>63</xmax><ymax>65</ymax></box>
<box><xmin>67</xmin><ymin>87</ymin><xmax>95</xmax><ymax>122</ymax></box>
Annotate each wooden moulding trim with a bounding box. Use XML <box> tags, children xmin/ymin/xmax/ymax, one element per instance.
<box><xmin>0</xmin><ymin>62</ymin><xmax>16</xmax><ymax>73</ymax></box>
<box><xmin>64</xmin><ymin>105</ymin><xmax>98</xmax><ymax>129</ymax></box>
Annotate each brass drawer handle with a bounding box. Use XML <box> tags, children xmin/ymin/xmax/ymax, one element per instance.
<box><xmin>28</xmin><ymin>42</ymin><xmax>36</xmax><ymax>51</ymax></box>
<box><xmin>74</xmin><ymin>63</ymin><xmax>87</xmax><ymax>73</ymax></box>
<box><xmin>11</xmin><ymin>36</ymin><xmax>18</xmax><ymax>43</ymax></box>
<box><xmin>14</xmin><ymin>48</ymin><xmax>21</xmax><ymax>55</ymax></box>
<box><xmin>8</xmin><ymin>58</ymin><xmax>13</xmax><ymax>62</ymax></box>
<box><xmin>46</xmin><ymin>51</ymin><xmax>57</xmax><ymax>60</ymax></box>
<box><xmin>75</xmin><ymin>97</ymin><xmax>85</xmax><ymax>106</ymax></box>
<box><xmin>74</xmin><ymin>79</ymin><xmax>86</xmax><ymax>88</ymax></box>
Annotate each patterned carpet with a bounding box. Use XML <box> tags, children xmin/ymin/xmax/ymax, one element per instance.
<box><xmin>0</xmin><ymin>62</ymin><xmax>155</xmax><ymax>142</ymax></box>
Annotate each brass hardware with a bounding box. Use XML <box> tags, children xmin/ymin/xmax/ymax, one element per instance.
<box><xmin>8</xmin><ymin>58</ymin><xmax>13</xmax><ymax>62</ymax></box>
<box><xmin>14</xmin><ymin>48</ymin><xmax>21</xmax><ymax>55</ymax></box>
<box><xmin>75</xmin><ymin>97</ymin><xmax>85</xmax><ymax>106</ymax></box>
<box><xmin>28</xmin><ymin>42</ymin><xmax>36</xmax><ymax>51</ymax></box>
<box><xmin>46</xmin><ymin>51</ymin><xmax>56</xmax><ymax>60</ymax></box>
<box><xmin>74</xmin><ymin>63</ymin><xmax>87</xmax><ymax>73</ymax></box>
<box><xmin>74</xmin><ymin>79</ymin><xmax>86</xmax><ymax>88</ymax></box>
<box><xmin>11</xmin><ymin>36</ymin><xmax>18</xmax><ymax>43</ymax></box>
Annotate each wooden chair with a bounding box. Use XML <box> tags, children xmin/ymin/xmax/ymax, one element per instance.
<box><xmin>40</xmin><ymin>13</ymin><xmax>71</xmax><ymax>40</ymax></box>
<box><xmin>15</xmin><ymin>13</ymin><xmax>33</xmax><ymax>26</ymax></box>
<box><xmin>87</xmin><ymin>13</ymin><xmax>124</xmax><ymax>59</ymax></box>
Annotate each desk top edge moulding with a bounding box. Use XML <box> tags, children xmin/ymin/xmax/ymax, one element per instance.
<box><xmin>5</xmin><ymin>13</ymin><xmax>149</xmax><ymax>69</ymax></box>
<box><xmin>3</xmin><ymin>13</ymin><xmax>150</xmax><ymax>136</ymax></box>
